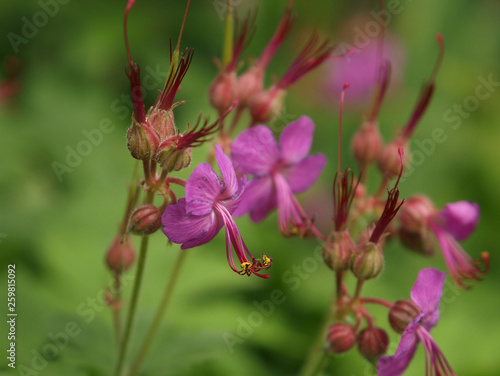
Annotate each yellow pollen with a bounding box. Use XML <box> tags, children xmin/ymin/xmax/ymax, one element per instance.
<box><xmin>262</xmin><ymin>255</ymin><xmax>271</xmax><ymax>266</ymax></box>
<box><xmin>241</xmin><ymin>262</ymin><xmax>252</xmax><ymax>271</ymax></box>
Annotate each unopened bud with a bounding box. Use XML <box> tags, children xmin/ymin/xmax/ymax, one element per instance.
<box><xmin>127</xmin><ymin>119</ymin><xmax>160</xmax><ymax>160</ymax></box>
<box><xmin>326</xmin><ymin>323</ymin><xmax>357</xmax><ymax>354</ymax></box>
<box><xmin>323</xmin><ymin>231</ymin><xmax>354</xmax><ymax>272</ymax></box>
<box><xmin>156</xmin><ymin>141</ymin><xmax>192</xmax><ymax>172</ymax></box>
<box><xmin>350</xmin><ymin>242</ymin><xmax>384</xmax><ymax>280</ymax></box>
<box><xmin>388</xmin><ymin>299</ymin><xmax>421</xmax><ymax>334</ymax></box>
<box><xmin>249</xmin><ymin>87</ymin><xmax>286</xmax><ymax>124</ymax></box>
<box><xmin>147</xmin><ymin>108</ymin><xmax>176</xmax><ymax>141</ymax></box>
<box><xmin>128</xmin><ymin>205</ymin><xmax>162</xmax><ymax>235</ymax></box>
<box><xmin>106</xmin><ymin>235</ymin><xmax>135</xmax><ymax>273</ymax></box>
<box><xmin>351</xmin><ymin>121</ymin><xmax>382</xmax><ymax>166</ymax></box>
<box><xmin>357</xmin><ymin>327</ymin><xmax>389</xmax><ymax>361</ymax></box>
<box><xmin>236</xmin><ymin>66</ymin><xmax>264</xmax><ymax>107</ymax></box>
<box><xmin>209</xmin><ymin>71</ymin><xmax>237</xmax><ymax>113</ymax></box>
<box><xmin>398</xmin><ymin>227</ymin><xmax>434</xmax><ymax>256</ymax></box>
<box><xmin>377</xmin><ymin>137</ymin><xmax>407</xmax><ymax>178</ymax></box>
<box><xmin>398</xmin><ymin>195</ymin><xmax>435</xmax><ymax>232</ymax></box>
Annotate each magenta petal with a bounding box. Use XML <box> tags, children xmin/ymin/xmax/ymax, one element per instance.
<box><xmin>162</xmin><ymin>199</ymin><xmax>222</xmax><ymax>249</ymax></box>
<box><xmin>185</xmin><ymin>162</ymin><xmax>222</xmax><ymax>215</ymax></box>
<box><xmin>231</xmin><ymin>125</ymin><xmax>280</xmax><ymax>176</ymax></box>
<box><xmin>439</xmin><ymin>201</ymin><xmax>479</xmax><ymax>241</ymax></box>
<box><xmin>410</xmin><ymin>268</ymin><xmax>445</xmax><ymax>329</ymax></box>
<box><xmin>281</xmin><ymin>153</ymin><xmax>326</xmax><ymax>193</ymax></box>
<box><xmin>378</xmin><ymin>321</ymin><xmax>419</xmax><ymax>376</ymax></box>
<box><xmin>233</xmin><ymin>176</ymin><xmax>276</xmax><ymax>222</ymax></box>
<box><xmin>215</xmin><ymin>145</ymin><xmax>240</xmax><ymax>200</ymax></box>
<box><xmin>279</xmin><ymin>116</ymin><xmax>315</xmax><ymax>164</ymax></box>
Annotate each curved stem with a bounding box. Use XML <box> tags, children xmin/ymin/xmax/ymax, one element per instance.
<box><xmin>127</xmin><ymin>249</ymin><xmax>188</xmax><ymax>376</ymax></box>
<box><xmin>114</xmin><ymin>235</ymin><xmax>150</xmax><ymax>376</ymax></box>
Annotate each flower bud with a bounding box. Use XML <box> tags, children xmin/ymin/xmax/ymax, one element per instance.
<box><xmin>398</xmin><ymin>195</ymin><xmax>435</xmax><ymax>232</ymax></box>
<box><xmin>357</xmin><ymin>327</ymin><xmax>389</xmax><ymax>361</ymax></box>
<box><xmin>388</xmin><ymin>299</ymin><xmax>421</xmax><ymax>334</ymax></box>
<box><xmin>156</xmin><ymin>141</ymin><xmax>192</xmax><ymax>172</ymax></box>
<box><xmin>106</xmin><ymin>235</ymin><xmax>135</xmax><ymax>273</ymax></box>
<box><xmin>323</xmin><ymin>231</ymin><xmax>354</xmax><ymax>272</ymax></box>
<box><xmin>326</xmin><ymin>323</ymin><xmax>357</xmax><ymax>354</ymax></box>
<box><xmin>236</xmin><ymin>66</ymin><xmax>264</xmax><ymax>107</ymax></box>
<box><xmin>350</xmin><ymin>242</ymin><xmax>384</xmax><ymax>280</ymax></box>
<box><xmin>377</xmin><ymin>137</ymin><xmax>407</xmax><ymax>178</ymax></box>
<box><xmin>351</xmin><ymin>121</ymin><xmax>382</xmax><ymax>166</ymax></box>
<box><xmin>398</xmin><ymin>227</ymin><xmax>434</xmax><ymax>256</ymax></box>
<box><xmin>147</xmin><ymin>108</ymin><xmax>176</xmax><ymax>141</ymax></box>
<box><xmin>127</xmin><ymin>119</ymin><xmax>160</xmax><ymax>160</ymax></box>
<box><xmin>128</xmin><ymin>205</ymin><xmax>162</xmax><ymax>235</ymax></box>
<box><xmin>248</xmin><ymin>87</ymin><xmax>286</xmax><ymax>124</ymax></box>
<box><xmin>209</xmin><ymin>71</ymin><xmax>237</xmax><ymax>113</ymax></box>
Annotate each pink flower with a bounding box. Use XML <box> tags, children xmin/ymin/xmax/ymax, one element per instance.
<box><xmin>428</xmin><ymin>201</ymin><xmax>489</xmax><ymax>288</ymax></box>
<box><xmin>230</xmin><ymin>116</ymin><xmax>326</xmax><ymax>237</ymax></box>
<box><xmin>378</xmin><ymin>268</ymin><xmax>456</xmax><ymax>376</ymax></box>
<box><xmin>161</xmin><ymin>145</ymin><xmax>272</xmax><ymax>278</ymax></box>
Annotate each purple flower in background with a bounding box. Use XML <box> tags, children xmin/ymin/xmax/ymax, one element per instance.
<box><xmin>325</xmin><ymin>36</ymin><xmax>404</xmax><ymax>107</ymax></box>
<box><xmin>231</xmin><ymin>116</ymin><xmax>326</xmax><ymax>237</ymax></box>
<box><xmin>162</xmin><ymin>145</ymin><xmax>272</xmax><ymax>278</ymax></box>
<box><xmin>429</xmin><ymin>201</ymin><xmax>489</xmax><ymax>288</ymax></box>
<box><xmin>378</xmin><ymin>268</ymin><xmax>456</xmax><ymax>376</ymax></box>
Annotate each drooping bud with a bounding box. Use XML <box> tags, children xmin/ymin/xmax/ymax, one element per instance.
<box><xmin>350</xmin><ymin>242</ymin><xmax>384</xmax><ymax>280</ymax></box>
<box><xmin>323</xmin><ymin>231</ymin><xmax>354</xmax><ymax>272</ymax></box>
<box><xmin>249</xmin><ymin>87</ymin><xmax>286</xmax><ymax>124</ymax></box>
<box><xmin>351</xmin><ymin>121</ymin><xmax>383</xmax><ymax>166</ymax></box>
<box><xmin>156</xmin><ymin>142</ymin><xmax>192</xmax><ymax>172</ymax></box>
<box><xmin>128</xmin><ymin>205</ymin><xmax>162</xmax><ymax>235</ymax></box>
<box><xmin>398</xmin><ymin>195</ymin><xmax>435</xmax><ymax>232</ymax></box>
<box><xmin>377</xmin><ymin>137</ymin><xmax>407</xmax><ymax>178</ymax></box>
<box><xmin>209</xmin><ymin>71</ymin><xmax>237</xmax><ymax>114</ymax></box>
<box><xmin>357</xmin><ymin>327</ymin><xmax>389</xmax><ymax>361</ymax></box>
<box><xmin>326</xmin><ymin>323</ymin><xmax>357</xmax><ymax>354</ymax></box>
<box><xmin>106</xmin><ymin>235</ymin><xmax>136</xmax><ymax>273</ymax></box>
<box><xmin>126</xmin><ymin>119</ymin><xmax>160</xmax><ymax>160</ymax></box>
<box><xmin>388</xmin><ymin>299</ymin><xmax>421</xmax><ymax>334</ymax></box>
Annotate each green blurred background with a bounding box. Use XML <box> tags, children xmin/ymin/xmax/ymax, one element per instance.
<box><xmin>1</xmin><ymin>0</ymin><xmax>499</xmax><ymax>375</ymax></box>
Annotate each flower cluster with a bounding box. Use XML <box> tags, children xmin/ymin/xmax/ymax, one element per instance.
<box><xmin>103</xmin><ymin>2</ymin><xmax>489</xmax><ymax>376</ymax></box>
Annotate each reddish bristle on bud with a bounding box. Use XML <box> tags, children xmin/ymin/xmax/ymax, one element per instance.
<box><xmin>338</xmin><ymin>82</ymin><xmax>349</xmax><ymax>174</ymax></box>
<box><xmin>402</xmin><ymin>35</ymin><xmax>444</xmax><ymax>139</ymax></box>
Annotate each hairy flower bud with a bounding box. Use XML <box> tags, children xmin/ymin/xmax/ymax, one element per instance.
<box><xmin>236</xmin><ymin>66</ymin><xmax>264</xmax><ymax>107</ymax></box>
<box><xmin>351</xmin><ymin>242</ymin><xmax>384</xmax><ymax>280</ymax></box>
<box><xmin>128</xmin><ymin>205</ymin><xmax>162</xmax><ymax>235</ymax></box>
<box><xmin>323</xmin><ymin>231</ymin><xmax>354</xmax><ymax>272</ymax></box>
<box><xmin>106</xmin><ymin>235</ymin><xmax>135</xmax><ymax>273</ymax></box>
<box><xmin>127</xmin><ymin>119</ymin><xmax>160</xmax><ymax>160</ymax></box>
<box><xmin>147</xmin><ymin>108</ymin><xmax>176</xmax><ymax>141</ymax></box>
<box><xmin>351</xmin><ymin>121</ymin><xmax>382</xmax><ymax>166</ymax></box>
<box><xmin>377</xmin><ymin>137</ymin><xmax>407</xmax><ymax>178</ymax></box>
<box><xmin>398</xmin><ymin>227</ymin><xmax>434</xmax><ymax>256</ymax></box>
<box><xmin>326</xmin><ymin>323</ymin><xmax>357</xmax><ymax>354</ymax></box>
<box><xmin>357</xmin><ymin>327</ymin><xmax>389</xmax><ymax>361</ymax></box>
<box><xmin>209</xmin><ymin>71</ymin><xmax>237</xmax><ymax>113</ymax></box>
<box><xmin>398</xmin><ymin>195</ymin><xmax>435</xmax><ymax>232</ymax></box>
<box><xmin>388</xmin><ymin>299</ymin><xmax>422</xmax><ymax>334</ymax></box>
<box><xmin>248</xmin><ymin>87</ymin><xmax>286</xmax><ymax>124</ymax></box>
<box><xmin>156</xmin><ymin>141</ymin><xmax>192</xmax><ymax>172</ymax></box>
